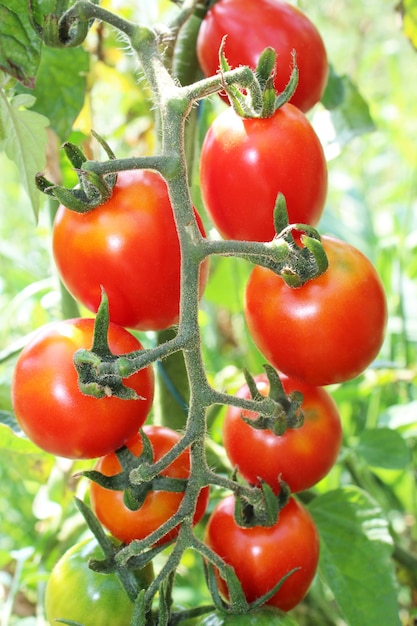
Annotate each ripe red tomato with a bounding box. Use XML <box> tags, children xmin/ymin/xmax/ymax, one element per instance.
<box><xmin>11</xmin><ymin>318</ymin><xmax>154</xmax><ymax>459</ymax></box>
<box><xmin>90</xmin><ymin>425</ymin><xmax>210</xmax><ymax>545</ymax></box>
<box><xmin>244</xmin><ymin>235</ymin><xmax>387</xmax><ymax>386</ymax></box>
<box><xmin>197</xmin><ymin>0</ymin><xmax>328</xmax><ymax>113</ymax></box>
<box><xmin>223</xmin><ymin>373</ymin><xmax>342</xmax><ymax>493</ymax></box>
<box><xmin>53</xmin><ymin>170</ymin><xmax>209</xmax><ymax>331</ymax></box>
<box><xmin>199</xmin><ymin>104</ymin><xmax>327</xmax><ymax>242</ymax></box>
<box><xmin>204</xmin><ymin>495</ymin><xmax>319</xmax><ymax>612</ymax></box>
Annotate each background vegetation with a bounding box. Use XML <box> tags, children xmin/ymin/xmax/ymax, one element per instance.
<box><xmin>0</xmin><ymin>0</ymin><xmax>416</xmax><ymax>624</ymax></box>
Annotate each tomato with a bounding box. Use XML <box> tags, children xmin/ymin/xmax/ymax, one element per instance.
<box><xmin>223</xmin><ymin>373</ymin><xmax>342</xmax><ymax>493</ymax></box>
<box><xmin>196</xmin><ymin>606</ymin><xmax>299</xmax><ymax>625</ymax></box>
<box><xmin>199</xmin><ymin>104</ymin><xmax>327</xmax><ymax>242</ymax></box>
<box><xmin>53</xmin><ymin>169</ymin><xmax>209</xmax><ymax>331</ymax></box>
<box><xmin>244</xmin><ymin>235</ymin><xmax>387</xmax><ymax>386</ymax></box>
<box><xmin>11</xmin><ymin>318</ymin><xmax>154</xmax><ymax>459</ymax></box>
<box><xmin>197</xmin><ymin>0</ymin><xmax>328</xmax><ymax>113</ymax></box>
<box><xmin>204</xmin><ymin>495</ymin><xmax>319</xmax><ymax>612</ymax></box>
<box><xmin>44</xmin><ymin>537</ymin><xmax>153</xmax><ymax>626</ymax></box>
<box><xmin>90</xmin><ymin>425</ymin><xmax>210</xmax><ymax>545</ymax></box>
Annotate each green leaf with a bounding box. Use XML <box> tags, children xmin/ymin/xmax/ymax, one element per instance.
<box><xmin>320</xmin><ymin>65</ymin><xmax>345</xmax><ymax>110</ymax></box>
<box><xmin>320</xmin><ymin>73</ymin><xmax>375</xmax><ymax>149</ymax></box>
<box><xmin>0</xmin><ymin>423</ymin><xmax>54</xmax><ymax>483</ymax></box>
<box><xmin>0</xmin><ymin>410</ymin><xmax>22</xmax><ymax>434</ymax></box>
<box><xmin>355</xmin><ymin>427</ymin><xmax>411</xmax><ymax>469</ymax></box>
<box><xmin>0</xmin><ymin>1</ymin><xmax>42</xmax><ymax>87</ymax></box>
<box><xmin>379</xmin><ymin>400</ymin><xmax>417</xmax><ymax>436</ymax></box>
<box><xmin>308</xmin><ymin>487</ymin><xmax>401</xmax><ymax>626</ymax></box>
<box><xmin>0</xmin><ymin>89</ymin><xmax>48</xmax><ymax>218</ymax></box>
<box><xmin>16</xmin><ymin>44</ymin><xmax>89</xmax><ymax>140</ymax></box>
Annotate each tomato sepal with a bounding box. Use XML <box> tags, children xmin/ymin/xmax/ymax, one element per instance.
<box><xmin>83</xmin><ymin>431</ymin><xmax>189</xmax><ymax>514</ymax></box>
<box><xmin>74</xmin><ymin>497</ymin><xmax>155</xmax><ymax>599</ymax></box>
<box><xmin>38</xmin><ymin>132</ymin><xmax>117</xmax><ymax>212</ymax></box>
<box><xmin>73</xmin><ymin>297</ymin><xmax>143</xmax><ymax>399</ymax></box>
<box><xmin>205</xmin><ymin>548</ymin><xmax>299</xmax><ymax>616</ymax></box>
<box><xmin>233</xmin><ymin>478</ymin><xmax>291</xmax><ymax>529</ymax></box>
<box><xmin>218</xmin><ymin>37</ymin><xmax>261</xmax><ymax>118</ymax></box>
<box><xmin>241</xmin><ymin>366</ymin><xmax>304</xmax><ymax>434</ymax></box>
<box><xmin>205</xmin><ymin>559</ymin><xmax>250</xmax><ymax>615</ymax></box>
<box><xmin>220</xmin><ymin>42</ymin><xmax>299</xmax><ymax>119</ymax></box>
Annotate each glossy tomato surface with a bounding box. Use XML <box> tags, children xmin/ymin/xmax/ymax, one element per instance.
<box><xmin>204</xmin><ymin>495</ymin><xmax>319</xmax><ymax>612</ymax></box>
<box><xmin>44</xmin><ymin>537</ymin><xmax>153</xmax><ymax>626</ymax></box>
<box><xmin>223</xmin><ymin>373</ymin><xmax>342</xmax><ymax>493</ymax></box>
<box><xmin>53</xmin><ymin>169</ymin><xmax>209</xmax><ymax>331</ymax></box>
<box><xmin>11</xmin><ymin>318</ymin><xmax>154</xmax><ymax>459</ymax></box>
<box><xmin>90</xmin><ymin>425</ymin><xmax>210</xmax><ymax>545</ymax></box>
<box><xmin>199</xmin><ymin>104</ymin><xmax>327</xmax><ymax>242</ymax></box>
<box><xmin>196</xmin><ymin>606</ymin><xmax>299</xmax><ymax>625</ymax></box>
<box><xmin>244</xmin><ymin>235</ymin><xmax>387</xmax><ymax>386</ymax></box>
<box><xmin>197</xmin><ymin>0</ymin><xmax>328</xmax><ymax>112</ymax></box>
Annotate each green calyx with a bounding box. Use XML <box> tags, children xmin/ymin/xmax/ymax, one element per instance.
<box><xmin>82</xmin><ymin>430</ymin><xmax>188</xmax><ymax>514</ymax></box>
<box><xmin>73</xmin><ymin>291</ymin><xmax>142</xmax><ymax>400</ymax></box>
<box><xmin>219</xmin><ymin>44</ymin><xmax>299</xmax><ymax>118</ymax></box>
<box><xmin>241</xmin><ymin>194</ymin><xmax>329</xmax><ymax>287</ymax></box>
<box><xmin>233</xmin><ymin>478</ymin><xmax>291</xmax><ymax>529</ymax></box>
<box><xmin>242</xmin><ymin>365</ymin><xmax>304</xmax><ymax>435</ymax></box>
<box><xmin>36</xmin><ymin>130</ymin><xmax>117</xmax><ymax>212</ymax></box>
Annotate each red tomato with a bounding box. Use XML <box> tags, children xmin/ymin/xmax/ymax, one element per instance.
<box><xmin>11</xmin><ymin>318</ymin><xmax>154</xmax><ymax>459</ymax></box>
<box><xmin>204</xmin><ymin>495</ymin><xmax>319</xmax><ymax>611</ymax></box>
<box><xmin>53</xmin><ymin>170</ymin><xmax>209</xmax><ymax>331</ymax></box>
<box><xmin>197</xmin><ymin>0</ymin><xmax>328</xmax><ymax>113</ymax></box>
<box><xmin>244</xmin><ymin>235</ymin><xmax>387</xmax><ymax>386</ymax></box>
<box><xmin>90</xmin><ymin>425</ymin><xmax>210</xmax><ymax>545</ymax></box>
<box><xmin>223</xmin><ymin>373</ymin><xmax>342</xmax><ymax>493</ymax></box>
<box><xmin>199</xmin><ymin>104</ymin><xmax>327</xmax><ymax>242</ymax></box>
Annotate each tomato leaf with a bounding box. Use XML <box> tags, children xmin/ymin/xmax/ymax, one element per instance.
<box><xmin>0</xmin><ymin>1</ymin><xmax>42</xmax><ymax>87</ymax></box>
<box><xmin>378</xmin><ymin>400</ymin><xmax>417</xmax><ymax>436</ymax></box>
<box><xmin>0</xmin><ymin>423</ymin><xmax>54</xmax><ymax>483</ymax></box>
<box><xmin>15</xmin><ymin>44</ymin><xmax>89</xmax><ymax>140</ymax></box>
<box><xmin>354</xmin><ymin>427</ymin><xmax>411</xmax><ymax>469</ymax></box>
<box><xmin>0</xmin><ymin>410</ymin><xmax>22</xmax><ymax>434</ymax></box>
<box><xmin>0</xmin><ymin>90</ymin><xmax>48</xmax><ymax>219</ymax></box>
<box><xmin>319</xmin><ymin>71</ymin><xmax>375</xmax><ymax>154</ymax></box>
<box><xmin>308</xmin><ymin>487</ymin><xmax>401</xmax><ymax>626</ymax></box>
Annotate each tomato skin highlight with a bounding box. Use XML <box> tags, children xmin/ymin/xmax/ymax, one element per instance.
<box><xmin>200</xmin><ymin>104</ymin><xmax>327</xmax><ymax>242</ymax></box>
<box><xmin>44</xmin><ymin>537</ymin><xmax>152</xmax><ymax>626</ymax></box>
<box><xmin>53</xmin><ymin>169</ymin><xmax>209</xmax><ymax>331</ymax></box>
<box><xmin>204</xmin><ymin>495</ymin><xmax>319</xmax><ymax>612</ymax></box>
<box><xmin>244</xmin><ymin>235</ymin><xmax>387</xmax><ymax>386</ymax></box>
<box><xmin>197</xmin><ymin>0</ymin><xmax>328</xmax><ymax>113</ymax></box>
<box><xmin>223</xmin><ymin>373</ymin><xmax>342</xmax><ymax>493</ymax></box>
<box><xmin>90</xmin><ymin>425</ymin><xmax>210</xmax><ymax>545</ymax></box>
<box><xmin>11</xmin><ymin>318</ymin><xmax>154</xmax><ymax>459</ymax></box>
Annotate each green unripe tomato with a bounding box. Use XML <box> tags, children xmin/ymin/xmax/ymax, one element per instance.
<box><xmin>45</xmin><ymin>537</ymin><xmax>153</xmax><ymax>626</ymax></box>
<box><xmin>196</xmin><ymin>607</ymin><xmax>299</xmax><ymax>625</ymax></box>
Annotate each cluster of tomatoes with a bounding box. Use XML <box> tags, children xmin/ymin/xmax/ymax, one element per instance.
<box><xmin>10</xmin><ymin>0</ymin><xmax>388</xmax><ymax>623</ymax></box>
<box><xmin>197</xmin><ymin>1</ymin><xmax>387</xmax><ymax>615</ymax></box>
